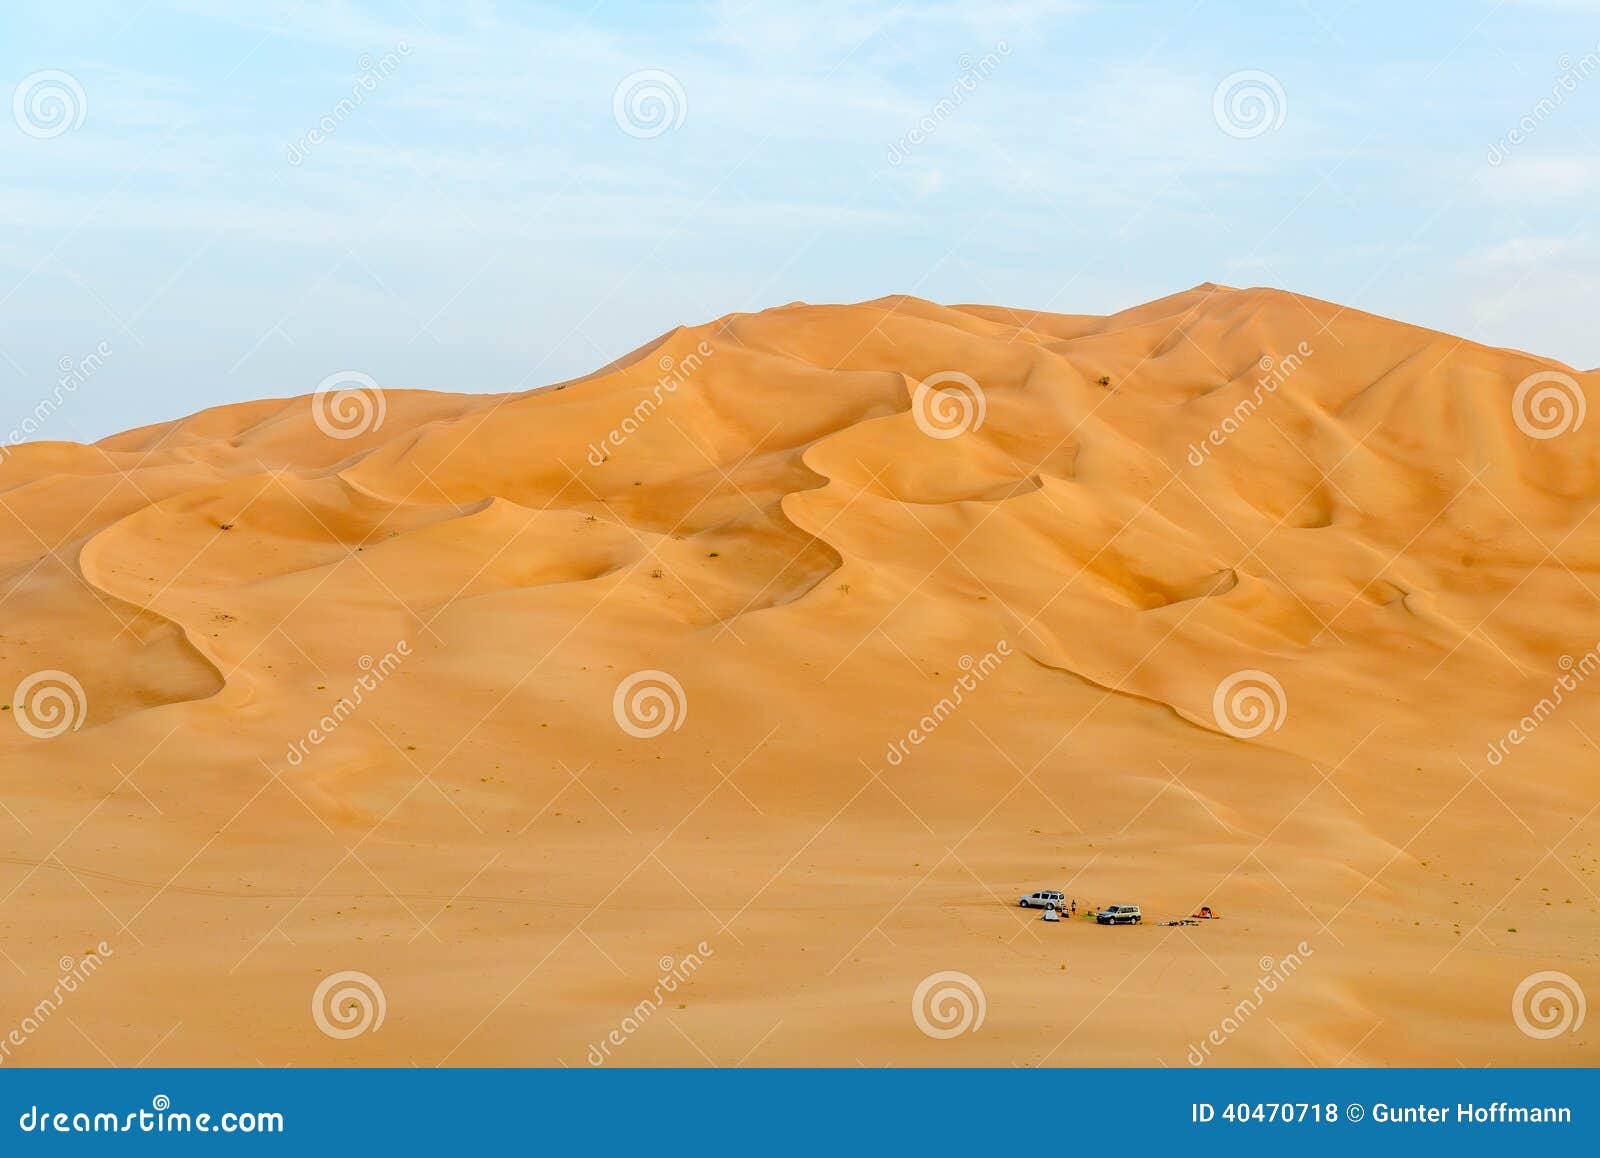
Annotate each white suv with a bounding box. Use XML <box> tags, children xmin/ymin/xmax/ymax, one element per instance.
<box><xmin>1096</xmin><ymin>904</ymin><xmax>1142</xmax><ymax>925</ymax></box>
<box><xmin>1018</xmin><ymin>890</ymin><xmax>1066</xmax><ymax>910</ymax></box>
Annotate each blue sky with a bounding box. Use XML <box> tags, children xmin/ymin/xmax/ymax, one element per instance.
<box><xmin>3</xmin><ymin>0</ymin><xmax>1598</xmax><ymax>443</ymax></box>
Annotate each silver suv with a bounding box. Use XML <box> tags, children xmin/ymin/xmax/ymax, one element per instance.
<box><xmin>1018</xmin><ymin>890</ymin><xmax>1066</xmax><ymax>910</ymax></box>
<box><xmin>1096</xmin><ymin>904</ymin><xmax>1142</xmax><ymax>925</ymax></box>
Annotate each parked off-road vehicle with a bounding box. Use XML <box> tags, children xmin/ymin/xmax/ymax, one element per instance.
<box><xmin>1018</xmin><ymin>890</ymin><xmax>1066</xmax><ymax>910</ymax></box>
<box><xmin>1096</xmin><ymin>904</ymin><xmax>1142</xmax><ymax>925</ymax></box>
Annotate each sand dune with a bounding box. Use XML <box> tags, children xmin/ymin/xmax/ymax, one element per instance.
<box><xmin>2</xmin><ymin>285</ymin><xmax>1597</xmax><ymax>1066</ymax></box>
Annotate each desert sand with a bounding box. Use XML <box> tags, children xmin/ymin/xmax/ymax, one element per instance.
<box><xmin>2</xmin><ymin>284</ymin><xmax>1597</xmax><ymax>1067</ymax></box>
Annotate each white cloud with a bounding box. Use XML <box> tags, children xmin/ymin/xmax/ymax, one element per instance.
<box><xmin>1478</xmin><ymin>156</ymin><xmax>1600</xmax><ymax>203</ymax></box>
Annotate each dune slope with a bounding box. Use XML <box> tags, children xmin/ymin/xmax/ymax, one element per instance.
<box><xmin>2</xmin><ymin>285</ymin><xmax>1597</xmax><ymax>1067</ymax></box>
